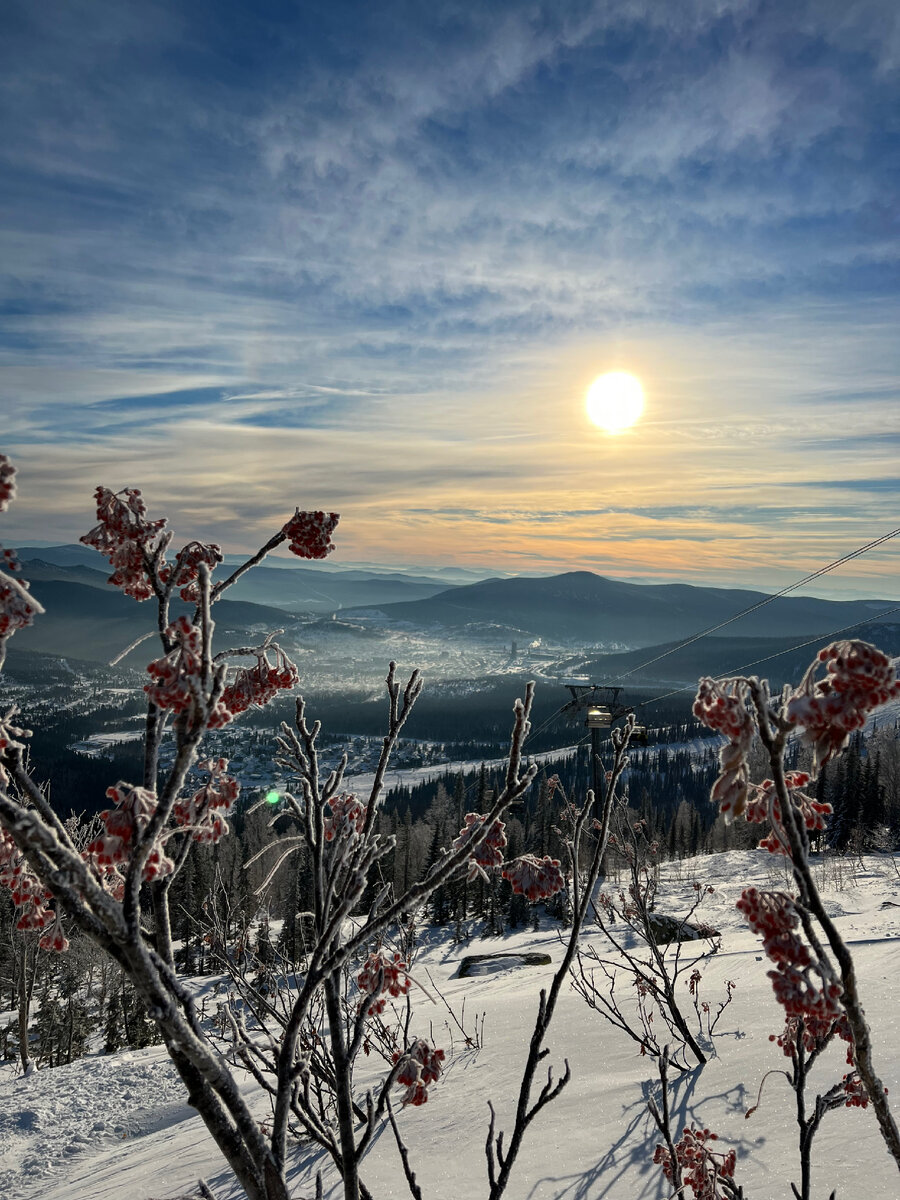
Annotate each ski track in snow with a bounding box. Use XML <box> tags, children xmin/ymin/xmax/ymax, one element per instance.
<box><xmin>0</xmin><ymin>849</ymin><xmax>898</xmax><ymax>1199</ymax></box>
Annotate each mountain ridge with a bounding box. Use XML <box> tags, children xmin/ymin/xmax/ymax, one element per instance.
<box><xmin>342</xmin><ymin>569</ymin><xmax>899</xmax><ymax>646</ymax></box>
<box><xmin>12</xmin><ymin>579</ymin><xmax>299</xmax><ymax>664</ymax></box>
<box><xmin>15</xmin><ymin>549</ymin><xmax>461</xmax><ymax>613</ymax></box>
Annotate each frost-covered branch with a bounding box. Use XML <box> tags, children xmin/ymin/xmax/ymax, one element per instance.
<box><xmin>694</xmin><ymin>643</ymin><xmax>900</xmax><ymax>1172</ymax></box>
<box><xmin>484</xmin><ymin>716</ymin><xmax>635</xmax><ymax>1199</ymax></box>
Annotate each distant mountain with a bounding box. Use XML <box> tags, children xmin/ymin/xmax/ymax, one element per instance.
<box><xmin>14</xmin><ymin>558</ymin><xmax>900</xmax><ymax>665</ymax></box>
<box><xmin>250</xmin><ymin>557</ymin><xmax>502</xmax><ymax>584</ymax></box>
<box><xmin>15</xmin><ymin>545</ymin><xmax>107</xmax><ymax>570</ymax></box>
<box><xmin>16</xmin><ymin>558</ymin><xmax>111</xmax><ymax>590</ymax></box>
<box><xmin>14</xmin><ymin>579</ymin><xmax>297</xmax><ymax>664</ymax></box>
<box><xmin>343</xmin><ymin>570</ymin><xmax>899</xmax><ymax>647</ymax></box>
<box><xmin>17</xmin><ymin>549</ymin><xmax>459</xmax><ymax>613</ymax></box>
<box><xmin>219</xmin><ymin>566</ymin><xmax>457</xmax><ymax>612</ymax></box>
<box><xmin>566</xmin><ymin>622</ymin><xmax>900</xmax><ymax>689</ymax></box>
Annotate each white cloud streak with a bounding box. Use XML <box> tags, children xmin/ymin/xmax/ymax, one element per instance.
<box><xmin>1</xmin><ymin>1</ymin><xmax>898</xmax><ymax>593</ymax></box>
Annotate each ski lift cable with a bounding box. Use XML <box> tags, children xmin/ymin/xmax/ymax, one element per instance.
<box><xmin>431</xmin><ymin>531</ymin><xmax>899</xmax><ymax>799</ymax></box>
<box><xmin>521</xmin><ymin>700</ymin><xmax>571</xmax><ymax>749</ymax></box>
<box><xmin>593</xmin><ymin>525</ymin><xmax>900</xmax><ymax>688</ymax></box>
<box><xmin>634</xmin><ymin>601</ymin><xmax>900</xmax><ymax>711</ymax></box>
<box><xmin>502</xmin><ymin>603</ymin><xmax>900</xmax><ymax>770</ymax></box>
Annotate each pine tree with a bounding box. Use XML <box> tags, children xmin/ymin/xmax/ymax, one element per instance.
<box><xmin>277</xmin><ymin>859</ymin><xmax>303</xmax><ymax>964</ymax></box>
<box><xmin>119</xmin><ymin>975</ymin><xmax>160</xmax><ymax>1050</ymax></box>
<box><xmin>861</xmin><ymin>751</ymin><xmax>885</xmax><ymax>840</ymax></box>
<box><xmin>828</xmin><ymin>738</ymin><xmax>863</xmax><ymax>851</ymax></box>
<box><xmin>426</xmin><ymin>822</ymin><xmax>450</xmax><ymax>925</ymax></box>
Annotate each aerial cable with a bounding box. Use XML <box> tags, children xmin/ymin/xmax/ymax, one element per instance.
<box><xmin>424</xmin><ymin>528</ymin><xmax>899</xmax><ymax>794</ymax></box>
<box><xmin>521</xmin><ymin>700</ymin><xmax>570</xmax><ymax>750</ymax></box>
<box><xmin>596</xmin><ymin>525</ymin><xmax>900</xmax><ymax>687</ymax></box>
<box><xmin>634</xmin><ymin>601</ymin><xmax>900</xmax><ymax>712</ymax></box>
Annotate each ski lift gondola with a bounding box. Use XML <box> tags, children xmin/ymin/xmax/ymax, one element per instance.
<box><xmin>585</xmin><ymin>705</ymin><xmax>614</xmax><ymax>729</ymax></box>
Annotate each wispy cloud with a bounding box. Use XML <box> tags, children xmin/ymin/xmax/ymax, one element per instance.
<box><xmin>1</xmin><ymin>1</ymin><xmax>899</xmax><ymax>594</ymax></box>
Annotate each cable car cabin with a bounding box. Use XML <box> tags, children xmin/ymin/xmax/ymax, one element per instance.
<box><xmin>585</xmin><ymin>706</ymin><xmax>613</xmax><ymax>729</ymax></box>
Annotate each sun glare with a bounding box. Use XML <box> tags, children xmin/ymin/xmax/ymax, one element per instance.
<box><xmin>585</xmin><ymin>371</ymin><xmax>645</xmax><ymax>434</ymax></box>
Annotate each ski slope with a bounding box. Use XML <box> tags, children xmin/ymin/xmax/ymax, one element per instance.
<box><xmin>2</xmin><ymin>849</ymin><xmax>898</xmax><ymax>1199</ymax></box>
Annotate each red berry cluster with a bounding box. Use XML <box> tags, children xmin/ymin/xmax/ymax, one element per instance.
<box><xmin>694</xmin><ymin>679</ymin><xmax>754</xmax><ymax>821</ymax></box>
<box><xmin>842</xmin><ymin>1072</ymin><xmax>877</xmax><ymax>1108</ymax></box>
<box><xmin>557</xmin><ymin>799</ymin><xmax>581</xmax><ymax>827</ymax></box>
<box><xmin>323</xmin><ymin>793</ymin><xmax>367</xmax><ymax>842</ymax></box>
<box><xmin>633</xmin><ymin>974</ymin><xmax>651</xmax><ymax>999</ymax></box>
<box><xmin>769</xmin><ymin>1013</ymin><xmax>888</xmax><ymax>1111</ymax></box>
<box><xmin>595</xmin><ymin>891</ymin><xmax>615</xmax><ymax>915</ymax></box>
<box><xmin>356</xmin><ymin>950</ymin><xmax>411</xmax><ymax>1014</ymax></box>
<box><xmin>145</xmin><ymin>616</ymin><xmax>205</xmax><ymax>715</ymax></box>
<box><xmin>38</xmin><ymin>913</ymin><xmax>69</xmax><ymax>953</ymax></box>
<box><xmin>86</xmin><ymin>782</ymin><xmax>174</xmax><ymax>886</ymax></box>
<box><xmin>160</xmin><ymin>540</ymin><xmax>223</xmax><ymax>602</ymax></box>
<box><xmin>0</xmin><ymin>827</ymin><xmax>58</xmax><ymax>937</ymax></box>
<box><xmin>746</xmin><ymin>773</ymin><xmax>831</xmax><ymax>856</ymax></box>
<box><xmin>147</xmin><ymin>622</ymin><xmax>299</xmax><ymax>729</ymax></box>
<box><xmin>769</xmin><ymin>1011</ymin><xmax>850</xmax><ymax>1061</ymax></box>
<box><xmin>653</xmin><ymin>1127</ymin><xmax>736</xmax><ymax>1199</ymax></box>
<box><xmin>282</xmin><ymin>510</ymin><xmax>340</xmax><ymax>559</ymax></box>
<box><xmin>210</xmin><ymin>647</ymin><xmax>300</xmax><ymax>728</ymax></box>
<box><xmin>693</xmin><ymin>678</ymin><xmax>754</xmax><ymax>743</ymax></box>
<box><xmin>787</xmin><ymin>640</ymin><xmax>900</xmax><ymax>769</ymax></box>
<box><xmin>393</xmin><ymin>1039</ymin><xmax>445</xmax><ymax>1106</ymax></box>
<box><xmin>0</xmin><ymin>455</ymin><xmax>16</xmax><ymax>512</ymax></box>
<box><xmin>501</xmin><ymin>853</ymin><xmax>565</xmax><ymax>900</ymax></box>
<box><xmin>453</xmin><ymin>813</ymin><xmax>508</xmax><ymax>880</ymax></box>
<box><xmin>737</xmin><ymin>888</ymin><xmax>842</xmax><ymax>1022</ymax></box>
<box><xmin>81</xmin><ymin>486</ymin><xmax>167</xmax><ymax>601</ymax></box>
<box><xmin>173</xmin><ymin>757</ymin><xmax>240</xmax><ymax>843</ymax></box>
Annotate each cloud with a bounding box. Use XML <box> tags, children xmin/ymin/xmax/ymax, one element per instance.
<box><xmin>1</xmin><ymin>0</ymin><xmax>899</xmax><ymax>594</ymax></box>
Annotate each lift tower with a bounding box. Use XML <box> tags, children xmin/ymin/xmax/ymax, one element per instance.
<box><xmin>561</xmin><ymin>684</ymin><xmax>629</xmax><ymax>801</ymax></box>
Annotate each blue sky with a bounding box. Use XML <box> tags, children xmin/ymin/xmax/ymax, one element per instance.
<box><xmin>1</xmin><ymin>0</ymin><xmax>899</xmax><ymax>595</ymax></box>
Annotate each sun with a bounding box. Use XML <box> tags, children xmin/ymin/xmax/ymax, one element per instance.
<box><xmin>585</xmin><ymin>371</ymin><xmax>645</xmax><ymax>434</ymax></box>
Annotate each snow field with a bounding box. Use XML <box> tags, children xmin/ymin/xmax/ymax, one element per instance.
<box><xmin>1</xmin><ymin>849</ymin><xmax>897</xmax><ymax>1199</ymax></box>
<box><xmin>0</xmin><ymin>1049</ymin><xmax>189</xmax><ymax>1199</ymax></box>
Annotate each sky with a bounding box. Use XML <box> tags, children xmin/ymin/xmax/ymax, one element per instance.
<box><xmin>1</xmin><ymin>0</ymin><xmax>899</xmax><ymax>597</ymax></box>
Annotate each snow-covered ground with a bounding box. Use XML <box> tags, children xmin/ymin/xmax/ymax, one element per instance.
<box><xmin>69</xmin><ymin>730</ymin><xmax>145</xmax><ymax>756</ymax></box>
<box><xmin>3</xmin><ymin>850</ymin><xmax>899</xmax><ymax>1199</ymax></box>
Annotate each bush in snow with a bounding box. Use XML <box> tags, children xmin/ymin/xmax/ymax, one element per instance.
<box><xmin>572</xmin><ymin>812</ymin><xmax>732</xmax><ymax>1070</ymax></box>
<box><xmin>0</xmin><ymin>454</ymin><xmax>596</xmax><ymax>1200</ymax></box>
<box><xmin>650</xmin><ymin>651</ymin><xmax>900</xmax><ymax>1196</ymax></box>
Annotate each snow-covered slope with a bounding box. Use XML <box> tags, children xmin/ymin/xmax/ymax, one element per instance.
<box><xmin>4</xmin><ymin>850</ymin><xmax>899</xmax><ymax>1200</ymax></box>
<box><xmin>342</xmin><ymin>742</ymin><xmax>582</xmax><ymax>799</ymax></box>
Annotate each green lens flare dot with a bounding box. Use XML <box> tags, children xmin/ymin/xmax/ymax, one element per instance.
<box><xmin>265</xmin><ymin>790</ymin><xmax>280</xmax><ymax>805</ymax></box>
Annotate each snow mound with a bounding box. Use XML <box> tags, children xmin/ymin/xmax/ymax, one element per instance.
<box><xmin>458</xmin><ymin>952</ymin><xmax>552</xmax><ymax>977</ymax></box>
<box><xmin>0</xmin><ymin>1048</ymin><xmax>190</xmax><ymax>1198</ymax></box>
